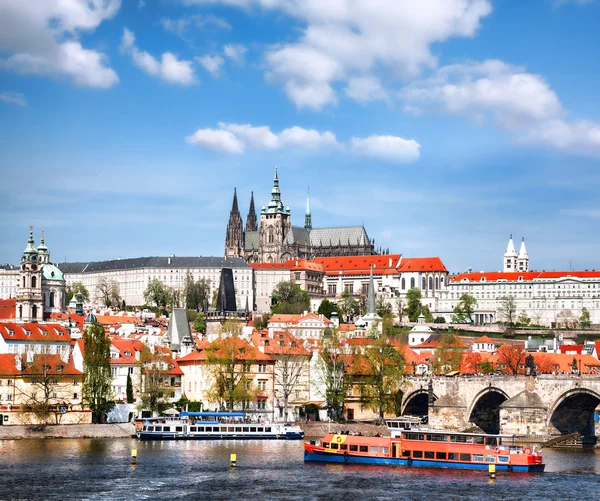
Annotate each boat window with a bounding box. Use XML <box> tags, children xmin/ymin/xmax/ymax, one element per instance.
<box><xmin>243</xmin><ymin>427</ymin><xmax>249</xmax><ymax>432</ymax></box>
<box><xmin>380</xmin><ymin>447</ymin><xmax>389</xmax><ymax>455</ymax></box>
<box><xmin>448</xmin><ymin>453</ymin><xmax>458</xmax><ymax>460</ymax></box>
<box><xmin>472</xmin><ymin>454</ymin><xmax>484</xmax><ymax>462</ymax></box>
<box><xmin>498</xmin><ymin>456</ymin><xmax>510</xmax><ymax>463</ymax></box>
<box><xmin>349</xmin><ymin>445</ymin><xmax>358</xmax><ymax>452</ymax></box>
<box><xmin>390</xmin><ymin>422</ymin><xmax>398</xmax><ymax>428</ymax></box>
<box><xmin>340</xmin><ymin>444</ymin><xmax>348</xmax><ymax>450</ymax></box>
<box><xmin>473</xmin><ymin>436</ymin><xmax>485</xmax><ymax>444</ymax></box>
<box><xmin>413</xmin><ymin>451</ymin><xmax>423</xmax><ymax>458</ymax></box>
<box><xmin>436</xmin><ymin>452</ymin><xmax>447</xmax><ymax>460</ymax></box>
<box><xmin>220</xmin><ymin>427</ymin><xmax>227</xmax><ymax>432</ymax></box>
<box><xmin>369</xmin><ymin>446</ymin><xmax>378</xmax><ymax>454</ymax></box>
<box><xmin>322</xmin><ymin>443</ymin><xmax>329</xmax><ymax>448</ymax></box>
<box><xmin>250</xmin><ymin>427</ymin><xmax>257</xmax><ymax>432</ymax></box>
<box><xmin>176</xmin><ymin>427</ymin><xmax>183</xmax><ymax>432</ymax></box>
<box><xmin>485</xmin><ymin>437</ymin><xmax>498</xmax><ymax>446</ymax></box>
<box><xmin>235</xmin><ymin>427</ymin><xmax>242</xmax><ymax>432</ymax></box>
<box><xmin>265</xmin><ymin>427</ymin><xmax>271</xmax><ymax>432</ymax></box>
<box><xmin>424</xmin><ymin>451</ymin><xmax>434</xmax><ymax>459</ymax></box>
<box><xmin>147</xmin><ymin>426</ymin><xmax>153</xmax><ymax>432</ymax></box>
<box><xmin>359</xmin><ymin>445</ymin><xmax>368</xmax><ymax>452</ymax></box>
<box><xmin>450</xmin><ymin>435</ymin><xmax>473</xmax><ymax>444</ymax></box>
<box><xmin>198</xmin><ymin>427</ymin><xmax>204</xmax><ymax>432</ymax></box>
<box><xmin>404</xmin><ymin>433</ymin><xmax>424</xmax><ymax>441</ymax></box>
<box><xmin>402</xmin><ymin>450</ymin><xmax>411</xmax><ymax>457</ymax></box>
<box><xmin>154</xmin><ymin>426</ymin><xmax>162</xmax><ymax>432</ymax></box>
<box><xmin>331</xmin><ymin>443</ymin><xmax>339</xmax><ymax>450</ymax></box>
<box><xmin>426</xmin><ymin>434</ymin><xmax>448</xmax><ymax>442</ymax></box>
<box><xmin>229</xmin><ymin>427</ymin><xmax>235</xmax><ymax>433</ymax></box>
<box><xmin>460</xmin><ymin>453</ymin><xmax>471</xmax><ymax>461</ymax></box>
<box><xmin>485</xmin><ymin>455</ymin><xmax>495</xmax><ymax>463</ymax></box>
<box><xmin>189</xmin><ymin>427</ymin><xmax>196</xmax><ymax>432</ymax></box>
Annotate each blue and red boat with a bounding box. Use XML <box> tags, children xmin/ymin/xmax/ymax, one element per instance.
<box><xmin>304</xmin><ymin>420</ymin><xmax>544</xmax><ymax>473</ymax></box>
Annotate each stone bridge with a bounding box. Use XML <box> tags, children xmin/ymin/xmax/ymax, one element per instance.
<box><xmin>401</xmin><ymin>375</ymin><xmax>600</xmax><ymax>443</ymax></box>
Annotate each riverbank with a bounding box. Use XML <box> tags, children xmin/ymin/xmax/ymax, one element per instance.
<box><xmin>0</xmin><ymin>423</ymin><xmax>135</xmax><ymax>440</ymax></box>
<box><xmin>300</xmin><ymin>421</ymin><xmax>389</xmax><ymax>437</ymax></box>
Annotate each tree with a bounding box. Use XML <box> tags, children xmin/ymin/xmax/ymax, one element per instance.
<box><xmin>498</xmin><ymin>296</ymin><xmax>517</xmax><ymax>327</ymax></box>
<box><xmin>433</xmin><ymin>317</ymin><xmax>446</xmax><ymax>324</ymax></box>
<box><xmin>317</xmin><ymin>298</ymin><xmax>335</xmax><ymax>319</ymax></box>
<box><xmin>337</xmin><ymin>289</ymin><xmax>359</xmax><ymax>322</ymax></box>
<box><xmin>579</xmin><ymin>307</ymin><xmax>591</xmax><ymax>329</ymax></box>
<box><xmin>168</xmin><ymin>286</ymin><xmax>183</xmax><ymax>308</ymax></box>
<box><xmin>184</xmin><ymin>272</ymin><xmax>211</xmax><ymax>311</ymax></box>
<box><xmin>357</xmin><ymin>334</ymin><xmax>405</xmax><ymax>424</ymax></box>
<box><xmin>376</xmin><ymin>297</ymin><xmax>393</xmax><ymax>318</ymax></box>
<box><xmin>66</xmin><ymin>282</ymin><xmax>89</xmax><ymax>304</ymax></box>
<box><xmin>126</xmin><ymin>374</ymin><xmax>134</xmax><ymax>404</ymax></box>
<box><xmin>517</xmin><ymin>310</ymin><xmax>531</xmax><ymax>327</ymax></box>
<box><xmin>317</xmin><ymin>328</ymin><xmax>349</xmax><ymax>421</ymax></box>
<box><xmin>138</xmin><ymin>345</ymin><xmax>174</xmax><ymax>414</ymax></box>
<box><xmin>395</xmin><ymin>297</ymin><xmax>405</xmax><ymax>323</ymax></box>
<box><xmin>406</xmin><ymin>288</ymin><xmax>422</xmax><ymax>322</ymax></box>
<box><xmin>556</xmin><ymin>309</ymin><xmax>578</xmax><ymax>329</ymax></box>
<box><xmin>461</xmin><ymin>352</ymin><xmax>482</xmax><ymax>374</ymax></box>
<box><xmin>480</xmin><ymin>360</ymin><xmax>495</xmax><ymax>374</ymax></box>
<box><xmin>144</xmin><ymin>279</ymin><xmax>169</xmax><ymax>308</ymax></box>
<box><xmin>193</xmin><ymin>313</ymin><xmax>207</xmax><ymax>334</ymax></box>
<box><xmin>432</xmin><ymin>334</ymin><xmax>463</xmax><ymax>374</ymax></box>
<box><xmin>496</xmin><ymin>344</ymin><xmax>526</xmax><ymax>375</ymax></box>
<box><xmin>82</xmin><ymin>322</ymin><xmax>114</xmax><ymax>423</ymax></box>
<box><xmin>421</xmin><ymin>305</ymin><xmax>434</xmax><ymax>323</ymax></box>
<box><xmin>453</xmin><ymin>294</ymin><xmax>477</xmax><ymax>323</ymax></box>
<box><xmin>271</xmin><ymin>281</ymin><xmax>310</xmax><ymax>314</ymax></box>
<box><xmin>96</xmin><ymin>278</ymin><xmax>121</xmax><ymax>308</ymax></box>
<box><xmin>253</xmin><ymin>314</ymin><xmax>270</xmax><ymax>331</ymax></box>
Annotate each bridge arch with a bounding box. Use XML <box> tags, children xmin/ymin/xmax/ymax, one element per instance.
<box><xmin>401</xmin><ymin>390</ymin><xmax>437</xmax><ymax>417</ymax></box>
<box><xmin>467</xmin><ymin>387</ymin><xmax>510</xmax><ymax>434</ymax></box>
<box><xmin>547</xmin><ymin>387</ymin><xmax>600</xmax><ymax>442</ymax></box>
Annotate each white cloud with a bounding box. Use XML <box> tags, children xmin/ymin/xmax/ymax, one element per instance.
<box><xmin>351</xmin><ymin>135</ymin><xmax>421</xmax><ymax>163</ymax></box>
<box><xmin>160</xmin><ymin>14</ymin><xmax>231</xmax><ymax>38</ymax></box>
<box><xmin>345</xmin><ymin>75</ymin><xmax>389</xmax><ymax>104</ymax></box>
<box><xmin>197</xmin><ymin>55</ymin><xmax>225</xmax><ymax>77</ymax></box>
<box><xmin>522</xmin><ymin>119</ymin><xmax>600</xmax><ymax>157</ymax></box>
<box><xmin>0</xmin><ymin>0</ymin><xmax>119</xmax><ymax>88</ymax></box>
<box><xmin>193</xmin><ymin>0</ymin><xmax>492</xmax><ymax>109</ymax></box>
<box><xmin>185</xmin><ymin>128</ymin><xmax>245</xmax><ymax>153</ymax></box>
<box><xmin>0</xmin><ymin>91</ymin><xmax>27</xmax><ymax>107</ymax></box>
<box><xmin>121</xmin><ymin>28</ymin><xmax>196</xmax><ymax>86</ymax></box>
<box><xmin>223</xmin><ymin>44</ymin><xmax>247</xmax><ymax>63</ymax></box>
<box><xmin>187</xmin><ymin>122</ymin><xmax>419</xmax><ymax>163</ymax></box>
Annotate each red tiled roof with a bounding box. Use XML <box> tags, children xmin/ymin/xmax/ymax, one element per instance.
<box><xmin>284</xmin><ymin>259</ymin><xmax>323</xmax><ymax>272</ymax></box>
<box><xmin>250</xmin><ymin>330</ymin><xmax>310</xmax><ymax>356</ymax></box>
<box><xmin>250</xmin><ymin>262</ymin><xmax>288</xmax><ymax>269</ymax></box>
<box><xmin>314</xmin><ymin>254</ymin><xmax>447</xmax><ymax>276</ymax></box>
<box><xmin>110</xmin><ymin>339</ymin><xmax>144</xmax><ymax>364</ymax></box>
<box><xmin>0</xmin><ymin>298</ymin><xmax>16</xmax><ymax>320</ymax></box>
<box><xmin>451</xmin><ymin>270</ymin><xmax>600</xmax><ymax>283</ymax></box>
<box><xmin>21</xmin><ymin>354</ymin><xmax>82</xmax><ymax>376</ymax></box>
<box><xmin>0</xmin><ymin>354</ymin><xmax>20</xmax><ymax>375</ymax></box>
<box><xmin>269</xmin><ymin>312</ymin><xmax>332</xmax><ymax>326</ymax></box>
<box><xmin>474</xmin><ymin>335</ymin><xmax>495</xmax><ymax>344</ymax></box>
<box><xmin>558</xmin><ymin>344</ymin><xmax>583</xmax><ymax>354</ymax></box>
<box><xmin>397</xmin><ymin>257</ymin><xmax>448</xmax><ymax>273</ymax></box>
<box><xmin>0</xmin><ymin>323</ymin><xmax>71</xmax><ymax>342</ymax></box>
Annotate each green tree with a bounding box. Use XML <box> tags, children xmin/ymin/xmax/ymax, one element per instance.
<box><xmin>580</xmin><ymin>307</ymin><xmax>591</xmax><ymax>329</ymax></box>
<box><xmin>517</xmin><ymin>310</ymin><xmax>531</xmax><ymax>326</ymax></box>
<box><xmin>317</xmin><ymin>328</ymin><xmax>349</xmax><ymax>421</ymax></box>
<box><xmin>82</xmin><ymin>322</ymin><xmax>114</xmax><ymax>423</ymax></box>
<box><xmin>253</xmin><ymin>314</ymin><xmax>270</xmax><ymax>330</ymax></box>
<box><xmin>193</xmin><ymin>313</ymin><xmax>207</xmax><ymax>334</ymax></box>
<box><xmin>432</xmin><ymin>333</ymin><xmax>463</xmax><ymax>374</ymax></box>
<box><xmin>376</xmin><ymin>298</ymin><xmax>393</xmax><ymax>318</ymax></box>
<box><xmin>271</xmin><ymin>281</ymin><xmax>310</xmax><ymax>314</ymax></box>
<box><xmin>395</xmin><ymin>297</ymin><xmax>405</xmax><ymax>323</ymax></box>
<box><xmin>144</xmin><ymin>279</ymin><xmax>170</xmax><ymax>308</ymax></box>
<box><xmin>337</xmin><ymin>289</ymin><xmax>359</xmax><ymax>322</ymax></box>
<box><xmin>406</xmin><ymin>288</ymin><xmax>422</xmax><ymax>322</ymax></box>
<box><xmin>455</xmin><ymin>294</ymin><xmax>477</xmax><ymax>323</ymax></box>
<box><xmin>126</xmin><ymin>374</ymin><xmax>134</xmax><ymax>404</ymax></box>
<box><xmin>317</xmin><ymin>298</ymin><xmax>335</xmax><ymax>319</ymax></box>
<box><xmin>421</xmin><ymin>304</ymin><xmax>434</xmax><ymax>323</ymax></box>
<box><xmin>66</xmin><ymin>282</ymin><xmax>89</xmax><ymax>304</ymax></box>
<box><xmin>138</xmin><ymin>345</ymin><xmax>174</xmax><ymax>414</ymax></box>
<box><xmin>357</xmin><ymin>333</ymin><xmax>405</xmax><ymax>424</ymax></box>
<box><xmin>480</xmin><ymin>360</ymin><xmax>495</xmax><ymax>374</ymax></box>
<box><xmin>184</xmin><ymin>272</ymin><xmax>211</xmax><ymax>311</ymax></box>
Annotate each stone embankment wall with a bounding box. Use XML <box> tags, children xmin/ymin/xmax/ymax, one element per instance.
<box><xmin>300</xmin><ymin>421</ymin><xmax>388</xmax><ymax>438</ymax></box>
<box><xmin>0</xmin><ymin>423</ymin><xmax>135</xmax><ymax>440</ymax></box>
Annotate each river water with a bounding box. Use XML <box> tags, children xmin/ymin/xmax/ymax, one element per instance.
<box><xmin>1</xmin><ymin>439</ymin><xmax>599</xmax><ymax>501</ymax></box>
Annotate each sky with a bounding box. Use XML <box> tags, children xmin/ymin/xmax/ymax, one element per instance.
<box><xmin>1</xmin><ymin>0</ymin><xmax>600</xmax><ymax>275</ymax></box>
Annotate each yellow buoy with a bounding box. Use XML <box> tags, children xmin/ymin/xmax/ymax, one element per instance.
<box><xmin>131</xmin><ymin>449</ymin><xmax>138</xmax><ymax>465</ymax></box>
<box><xmin>230</xmin><ymin>453</ymin><xmax>237</xmax><ymax>467</ymax></box>
<box><xmin>488</xmin><ymin>463</ymin><xmax>496</xmax><ymax>479</ymax></box>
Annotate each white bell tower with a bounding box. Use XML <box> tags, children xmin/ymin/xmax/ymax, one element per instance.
<box><xmin>503</xmin><ymin>235</ymin><xmax>518</xmax><ymax>272</ymax></box>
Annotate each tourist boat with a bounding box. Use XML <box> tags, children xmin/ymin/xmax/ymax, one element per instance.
<box><xmin>304</xmin><ymin>418</ymin><xmax>544</xmax><ymax>472</ymax></box>
<box><xmin>136</xmin><ymin>412</ymin><xmax>304</xmax><ymax>440</ymax></box>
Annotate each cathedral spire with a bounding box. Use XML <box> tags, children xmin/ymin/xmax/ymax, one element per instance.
<box><xmin>246</xmin><ymin>191</ymin><xmax>258</xmax><ymax>232</ymax></box>
<box><xmin>231</xmin><ymin>187</ymin><xmax>239</xmax><ymax>214</ymax></box>
<box><xmin>304</xmin><ymin>188</ymin><xmax>312</xmax><ymax>230</ymax></box>
<box><xmin>225</xmin><ymin>187</ymin><xmax>244</xmax><ymax>258</ymax></box>
<box><xmin>367</xmin><ymin>263</ymin><xmax>376</xmax><ymax>315</ymax></box>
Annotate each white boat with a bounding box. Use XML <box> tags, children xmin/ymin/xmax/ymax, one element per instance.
<box><xmin>136</xmin><ymin>412</ymin><xmax>304</xmax><ymax>440</ymax></box>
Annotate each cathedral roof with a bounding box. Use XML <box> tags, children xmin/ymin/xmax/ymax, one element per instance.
<box><xmin>308</xmin><ymin>226</ymin><xmax>370</xmax><ymax>248</ymax></box>
<box><xmin>244</xmin><ymin>231</ymin><xmax>259</xmax><ymax>251</ymax></box>
<box><xmin>283</xmin><ymin>226</ymin><xmax>311</xmax><ymax>246</ymax></box>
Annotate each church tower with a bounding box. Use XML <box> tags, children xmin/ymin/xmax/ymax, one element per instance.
<box><xmin>16</xmin><ymin>227</ymin><xmax>43</xmax><ymax>322</ymax></box>
<box><xmin>304</xmin><ymin>189</ymin><xmax>312</xmax><ymax>231</ymax></box>
<box><xmin>518</xmin><ymin>237</ymin><xmax>529</xmax><ymax>272</ymax></box>
<box><xmin>259</xmin><ymin>168</ymin><xmax>291</xmax><ymax>263</ymax></box>
<box><xmin>225</xmin><ymin>188</ymin><xmax>244</xmax><ymax>258</ymax></box>
<box><xmin>503</xmin><ymin>235</ymin><xmax>518</xmax><ymax>272</ymax></box>
<box><xmin>246</xmin><ymin>191</ymin><xmax>258</xmax><ymax>232</ymax></box>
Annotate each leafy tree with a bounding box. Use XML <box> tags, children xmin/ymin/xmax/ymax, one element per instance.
<box><xmin>96</xmin><ymin>278</ymin><xmax>121</xmax><ymax>308</ymax></box>
<box><xmin>184</xmin><ymin>272</ymin><xmax>211</xmax><ymax>311</ymax></box>
<box><xmin>67</xmin><ymin>282</ymin><xmax>89</xmax><ymax>304</ymax></box>
<box><xmin>317</xmin><ymin>328</ymin><xmax>349</xmax><ymax>421</ymax></box>
<box><xmin>376</xmin><ymin>297</ymin><xmax>393</xmax><ymax>318</ymax></box>
<box><xmin>356</xmin><ymin>333</ymin><xmax>405</xmax><ymax>424</ymax></box>
<box><xmin>253</xmin><ymin>314</ymin><xmax>270</xmax><ymax>331</ymax></box>
<box><xmin>271</xmin><ymin>281</ymin><xmax>310</xmax><ymax>315</ymax></box>
<box><xmin>579</xmin><ymin>307</ymin><xmax>591</xmax><ymax>329</ymax></box>
<box><xmin>498</xmin><ymin>296</ymin><xmax>517</xmax><ymax>327</ymax></box>
<box><xmin>406</xmin><ymin>288</ymin><xmax>422</xmax><ymax>322</ymax></box>
<box><xmin>126</xmin><ymin>374</ymin><xmax>134</xmax><ymax>404</ymax></box>
<box><xmin>433</xmin><ymin>317</ymin><xmax>446</xmax><ymax>324</ymax></box>
<box><xmin>432</xmin><ymin>334</ymin><xmax>463</xmax><ymax>374</ymax></box>
<box><xmin>496</xmin><ymin>344</ymin><xmax>526</xmax><ymax>375</ymax></box>
<box><xmin>337</xmin><ymin>289</ymin><xmax>359</xmax><ymax>321</ymax></box>
<box><xmin>317</xmin><ymin>298</ymin><xmax>335</xmax><ymax>319</ymax></box>
<box><xmin>144</xmin><ymin>279</ymin><xmax>170</xmax><ymax>308</ymax></box>
<box><xmin>82</xmin><ymin>322</ymin><xmax>114</xmax><ymax>423</ymax></box>
<box><xmin>421</xmin><ymin>304</ymin><xmax>434</xmax><ymax>323</ymax></box>
<box><xmin>453</xmin><ymin>294</ymin><xmax>477</xmax><ymax>323</ymax></box>
<box><xmin>193</xmin><ymin>313</ymin><xmax>207</xmax><ymax>334</ymax></box>
<box><xmin>480</xmin><ymin>360</ymin><xmax>495</xmax><ymax>374</ymax></box>
<box><xmin>395</xmin><ymin>297</ymin><xmax>405</xmax><ymax>323</ymax></box>
<box><xmin>138</xmin><ymin>345</ymin><xmax>174</xmax><ymax>414</ymax></box>
<box><xmin>517</xmin><ymin>310</ymin><xmax>531</xmax><ymax>327</ymax></box>
<box><xmin>556</xmin><ymin>309</ymin><xmax>578</xmax><ymax>329</ymax></box>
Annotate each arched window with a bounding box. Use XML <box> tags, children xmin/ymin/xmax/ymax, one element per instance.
<box><xmin>19</xmin><ymin>304</ymin><xmax>23</xmax><ymax>319</ymax></box>
<box><xmin>435</xmin><ymin>277</ymin><xmax>439</xmax><ymax>289</ymax></box>
<box><xmin>401</xmin><ymin>278</ymin><xmax>406</xmax><ymax>290</ymax></box>
<box><xmin>268</xmin><ymin>228</ymin><xmax>274</xmax><ymax>244</ymax></box>
<box><xmin>32</xmin><ymin>304</ymin><xmax>37</xmax><ymax>319</ymax></box>
<box><xmin>429</xmin><ymin>276</ymin><xmax>433</xmax><ymax>290</ymax></box>
<box><xmin>422</xmin><ymin>277</ymin><xmax>426</xmax><ymax>290</ymax></box>
<box><xmin>410</xmin><ymin>277</ymin><xmax>415</xmax><ymax>289</ymax></box>
<box><xmin>22</xmin><ymin>276</ymin><xmax>26</xmax><ymax>288</ymax></box>
<box><xmin>440</xmin><ymin>276</ymin><xmax>444</xmax><ymax>286</ymax></box>
<box><xmin>31</xmin><ymin>276</ymin><xmax>37</xmax><ymax>288</ymax></box>
<box><xmin>50</xmin><ymin>292</ymin><xmax>55</xmax><ymax>308</ymax></box>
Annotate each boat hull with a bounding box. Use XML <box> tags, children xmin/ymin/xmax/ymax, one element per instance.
<box><xmin>137</xmin><ymin>431</ymin><xmax>304</xmax><ymax>441</ymax></box>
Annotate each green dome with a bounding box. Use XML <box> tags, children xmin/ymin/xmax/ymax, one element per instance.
<box><xmin>42</xmin><ymin>264</ymin><xmax>64</xmax><ymax>281</ymax></box>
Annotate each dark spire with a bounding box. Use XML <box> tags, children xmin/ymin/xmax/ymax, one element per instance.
<box><xmin>225</xmin><ymin>187</ymin><xmax>244</xmax><ymax>258</ymax></box>
<box><xmin>246</xmin><ymin>191</ymin><xmax>258</xmax><ymax>232</ymax></box>
<box><xmin>231</xmin><ymin>187</ymin><xmax>239</xmax><ymax>214</ymax></box>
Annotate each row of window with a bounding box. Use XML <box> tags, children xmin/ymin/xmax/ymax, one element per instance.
<box><xmin>403</xmin><ymin>433</ymin><xmax>498</xmax><ymax>445</ymax></box>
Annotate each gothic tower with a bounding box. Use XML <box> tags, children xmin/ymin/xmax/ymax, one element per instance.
<box><xmin>304</xmin><ymin>189</ymin><xmax>312</xmax><ymax>231</ymax></box>
<box><xmin>503</xmin><ymin>235</ymin><xmax>518</xmax><ymax>272</ymax></box>
<box><xmin>246</xmin><ymin>191</ymin><xmax>258</xmax><ymax>232</ymax></box>
<box><xmin>16</xmin><ymin>227</ymin><xmax>43</xmax><ymax>322</ymax></box>
<box><xmin>259</xmin><ymin>168</ymin><xmax>291</xmax><ymax>263</ymax></box>
<box><xmin>518</xmin><ymin>237</ymin><xmax>529</xmax><ymax>272</ymax></box>
<box><xmin>225</xmin><ymin>188</ymin><xmax>244</xmax><ymax>258</ymax></box>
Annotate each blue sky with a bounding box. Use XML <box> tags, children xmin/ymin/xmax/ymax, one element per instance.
<box><xmin>1</xmin><ymin>0</ymin><xmax>599</xmax><ymax>274</ymax></box>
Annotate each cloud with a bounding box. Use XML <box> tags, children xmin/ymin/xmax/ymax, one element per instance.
<box><xmin>0</xmin><ymin>0</ymin><xmax>119</xmax><ymax>88</ymax></box>
<box><xmin>186</xmin><ymin>122</ymin><xmax>420</xmax><ymax>163</ymax></box>
<box><xmin>345</xmin><ymin>75</ymin><xmax>389</xmax><ymax>104</ymax></box>
<box><xmin>193</xmin><ymin>0</ymin><xmax>492</xmax><ymax>109</ymax></box>
<box><xmin>521</xmin><ymin>119</ymin><xmax>600</xmax><ymax>156</ymax></box>
<box><xmin>120</xmin><ymin>28</ymin><xmax>196</xmax><ymax>85</ymax></box>
<box><xmin>0</xmin><ymin>91</ymin><xmax>27</xmax><ymax>107</ymax></box>
<box><xmin>223</xmin><ymin>44</ymin><xmax>247</xmax><ymax>63</ymax></box>
<box><xmin>196</xmin><ymin>55</ymin><xmax>225</xmax><ymax>77</ymax></box>
<box><xmin>160</xmin><ymin>14</ymin><xmax>231</xmax><ymax>39</ymax></box>
<box><xmin>351</xmin><ymin>135</ymin><xmax>421</xmax><ymax>163</ymax></box>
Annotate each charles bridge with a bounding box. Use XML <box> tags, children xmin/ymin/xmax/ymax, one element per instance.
<box><xmin>401</xmin><ymin>374</ymin><xmax>600</xmax><ymax>443</ymax></box>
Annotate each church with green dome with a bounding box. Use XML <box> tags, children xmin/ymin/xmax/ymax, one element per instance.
<box><xmin>16</xmin><ymin>228</ymin><xmax>66</xmax><ymax>322</ymax></box>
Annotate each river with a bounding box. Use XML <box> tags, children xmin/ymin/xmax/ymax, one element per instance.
<box><xmin>0</xmin><ymin>439</ymin><xmax>599</xmax><ymax>500</ymax></box>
